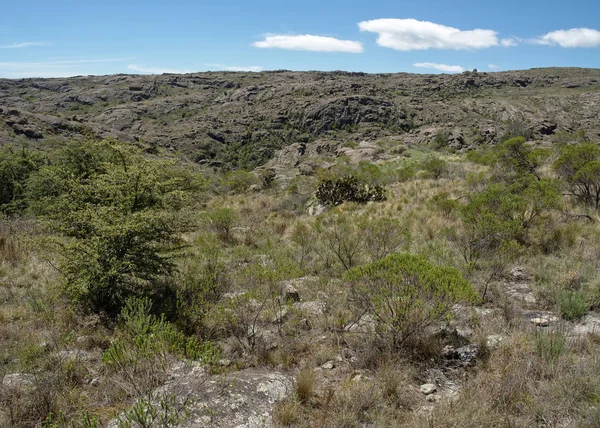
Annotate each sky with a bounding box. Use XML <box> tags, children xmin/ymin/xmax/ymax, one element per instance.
<box><xmin>1</xmin><ymin>0</ymin><xmax>599</xmax><ymax>78</ymax></box>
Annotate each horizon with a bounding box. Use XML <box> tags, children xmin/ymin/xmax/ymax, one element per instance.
<box><xmin>2</xmin><ymin>65</ymin><xmax>600</xmax><ymax>81</ymax></box>
<box><xmin>2</xmin><ymin>0</ymin><xmax>600</xmax><ymax>78</ymax></box>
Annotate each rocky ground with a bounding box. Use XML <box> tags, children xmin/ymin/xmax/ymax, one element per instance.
<box><xmin>1</xmin><ymin>68</ymin><xmax>599</xmax><ymax>169</ymax></box>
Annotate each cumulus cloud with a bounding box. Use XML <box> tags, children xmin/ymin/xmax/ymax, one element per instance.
<box><xmin>534</xmin><ymin>28</ymin><xmax>600</xmax><ymax>48</ymax></box>
<box><xmin>205</xmin><ymin>63</ymin><xmax>263</xmax><ymax>72</ymax></box>
<box><xmin>358</xmin><ymin>18</ymin><xmax>513</xmax><ymax>50</ymax></box>
<box><xmin>127</xmin><ymin>64</ymin><xmax>192</xmax><ymax>74</ymax></box>
<box><xmin>0</xmin><ymin>42</ymin><xmax>49</xmax><ymax>49</ymax></box>
<box><xmin>253</xmin><ymin>34</ymin><xmax>363</xmax><ymax>53</ymax></box>
<box><xmin>413</xmin><ymin>62</ymin><xmax>465</xmax><ymax>73</ymax></box>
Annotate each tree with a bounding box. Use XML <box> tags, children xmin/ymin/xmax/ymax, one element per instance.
<box><xmin>0</xmin><ymin>144</ymin><xmax>44</xmax><ymax>214</ymax></box>
<box><xmin>345</xmin><ymin>253</ymin><xmax>477</xmax><ymax>349</ymax></box>
<box><xmin>28</xmin><ymin>139</ymin><xmax>203</xmax><ymax>316</ymax></box>
<box><xmin>315</xmin><ymin>176</ymin><xmax>385</xmax><ymax>206</ymax></box>
<box><xmin>420</xmin><ymin>156</ymin><xmax>448</xmax><ymax>180</ymax></box>
<box><xmin>554</xmin><ymin>144</ymin><xmax>600</xmax><ymax>209</ymax></box>
<box><xmin>496</xmin><ymin>136</ymin><xmax>540</xmax><ymax>180</ymax></box>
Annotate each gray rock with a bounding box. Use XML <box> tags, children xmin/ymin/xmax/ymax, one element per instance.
<box><xmin>345</xmin><ymin>314</ymin><xmax>377</xmax><ymax>333</ymax></box>
<box><xmin>420</xmin><ymin>383</ymin><xmax>437</xmax><ymax>395</ymax></box>
<box><xmin>2</xmin><ymin>373</ymin><xmax>36</xmax><ymax>390</ymax></box>
<box><xmin>293</xmin><ymin>301</ymin><xmax>327</xmax><ymax>316</ymax></box>
<box><xmin>510</xmin><ymin>266</ymin><xmax>529</xmax><ymax>282</ymax></box>
<box><xmin>572</xmin><ymin>315</ymin><xmax>600</xmax><ymax>335</ymax></box>
<box><xmin>282</xmin><ymin>284</ymin><xmax>300</xmax><ymax>303</ymax></box>
<box><xmin>111</xmin><ymin>363</ymin><xmax>293</xmax><ymax>428</ymax></box>
<box><xmin>486</xmin><ymin>335</ymin><xmax>504</xmax><ymax>349</ymax></box>
<box><xmin>530</xmin><ymin>314</ymin><xmax>559</xmax><ymax>327</ymax></box>
<box><xmin>321</xmin><ymin>360</ymin><xmax>335</xmax><ymax>370</ymax></box>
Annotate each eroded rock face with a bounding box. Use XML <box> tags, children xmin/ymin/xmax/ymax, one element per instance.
<box><xmin>110</xmin><ymin>363</ymin><xmax>293</xmax><ymax>428</ymax></box>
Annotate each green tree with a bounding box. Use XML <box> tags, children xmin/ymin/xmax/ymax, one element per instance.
<box><xmin>554</xmin><ymin>143</ymin><xmax>600</xmax><ymax>208</ymax></box>
<box><xmin>496</xmin><ymin>136</ymin><xmax>541</xmax><ymax>180</ymax></box>
<box><xmin>29</xmin><ymin>139</ymin><xmax>203</xmax><ymax>316</ymax></box>
<box><xmin>0</xmin><ymin>144</ymin><xmax>44</xmax><ymax>214</ymax></box>
<box><xmin>345</xmin><ymin>253</ymin><xmax>477</xmax><ymax>349</ymax></box>
<box><xmin>420</xmin><ymin>156</ymin><xmax>448</xmax><ymax>180</ymax></box>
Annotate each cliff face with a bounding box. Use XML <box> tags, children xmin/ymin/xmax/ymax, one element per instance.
<box><xmin>1</xmin><ymin>68</ymin><xmax>599</xmax><ymax>169</ymax></box>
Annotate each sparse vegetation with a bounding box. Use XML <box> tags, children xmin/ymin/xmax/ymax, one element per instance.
<box><xmin>2</xmin><ymin>68</ymin><xmax>600</xmax><ymax>427</ymax></box>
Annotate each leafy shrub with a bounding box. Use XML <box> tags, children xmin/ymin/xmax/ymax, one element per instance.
<box><xmin>453</xmin><ymin>178</ymin><xmax>560</xmax><ymax>264</ymax></box>
<box><xmin>0</xmin><ymin>144</ymin><xmax>44</xmax><ymax>214</ymax></box>
<box><xmin>430</xmin><ymin>192</ymin><xmax>460</xmax><ymax>217</ymax></box>
<box><xmin>315</xmin><ymin>176</ymin><xmax>385</xmax><ymax>206</ymax></box>
<box><xmin>206</xmin><ymin>207</ymin><xmax>238</xmax><ymax>243</ymax></box>
<box><xmin>345</xmin><ymin>253</ymin><xmax>477</xmax><ymax>350</ymax></box>
<box><xmin>557</xmin><ymin>290</ymin><xmax>588</xmax><ymax>321</ymax></box>
<box><xmin>315</xmin><ymin>211</ymin><xmax>363</xmax><ymax>270</ymax></box>
<box><xmin>554</xmin><ymin>143</ymin><xmax>600</xmax><ymax>208</ymax></box>
<box><xmin>496</xmin><ymin>136</ymin><xmax>540</xmax><ymax>179</ymax></box>
<box><xmin>420</xmin><ymin>156</ymin><xmax>448</xmax><ymax>180</ymax></box>
<box><xmin>28</xmin><ymin>139</ymin><xmax>201</xmax><ymax>316</ymax></box>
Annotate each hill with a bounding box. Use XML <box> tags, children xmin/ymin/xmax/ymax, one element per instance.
<box><xmin>1</xmin><ymin>68</ymin><xmax>599</xmax><ymax>169</ymax></box>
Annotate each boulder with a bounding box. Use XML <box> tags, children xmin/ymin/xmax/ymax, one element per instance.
<box><xmin>2</xmin><ymin>373</ymin><xmax>36</xmax><ymax>390</ymax></box>
<box><xmin>282</xmin><ymin>284</ymin><xmax>300</xmax><ymax>303</ymax></box>
<box><xmin>420</xmin><ymin>383</ymin><xmax>437</xmax><ymax>395</ymax></box>
<box><xmin>110</xmin><ymin>363</ymin><xmax>293</xmax><ymax>428</ymax></box>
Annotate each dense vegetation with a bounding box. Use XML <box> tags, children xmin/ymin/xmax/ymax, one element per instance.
<box><xmin>2</xmin><ymin>124</ymin><xmax>600</xmax><ymax>426</ymax></box>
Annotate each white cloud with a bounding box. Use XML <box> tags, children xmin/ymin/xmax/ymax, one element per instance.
<box><xmin>0</xmin><ymin>58</ymin><xmax>129</xmax><ymax>78</ymax></box>
<box><xmin>534</xmin><ymin>28</ymin><xmax>600</xmax><ymax>48</ymax></box>
<box><xmin>205</xmin><ymin>63</ymin><xmax>263</xmax><ymax>72</ymax></box>
<box><xmin>488</xmin><ymin>64</ymin><xmax>501</xmax><ymax>71</ymax></box>
<box><xmin>413</xmin><ymin>62</ymin><xmax>465</xmax><ymax>73</ymax></box>
<box><xmin>127</xmin><ymin>64</ymin><xmax>192</xmax><ymax>74</ymax></box>
<box><xmin>253</xmin><ymin>34</ymin><xmax>363</xmax><ymax>53</ymax></box>
<box><xmin>358</xmin><ymin>18</ymin><xmax>512</xmax><ymax>50</ymax></box>
<box><xmin>0</xmin><ymin>42</ymin><xmax>49</xmax><ymax>49</ymax></box>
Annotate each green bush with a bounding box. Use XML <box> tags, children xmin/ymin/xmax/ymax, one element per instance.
<box><xmin>206</xmin><ymin>207</ymin><xmax>238</xmax><ymax>243</ymax></box>
<box><xmin>0</xmin><ymin>144</ymin><xmax>44</xmax><ymax>214</ymax></box>
<box><xmin>554</xmin><ymin>143</ymin><xmax>600</xmax><ymax>208</ymax></box>
<box><xmin>315</xmin><ymin>176</ymin><xmax>385</xmax><ymax>206</ymax></box>
<box><xmin>345</xmin><ymin>253</ymin><xmax>477</xmax><ymax>350</ymax></box>
<box><xmin>534</xmin><ymin>330</ymin><xmax>566</xmax><ymax>364</ymax></box>
<box><xmin>558</xmin><ymin>290</ymin><xmax>588</xmax><ymax>321</ymax></box>
<box><xmin>420</xmin><ymin>156</ymin><xmax>448</xmax><ymax>180</ymax></box>
<box><xmin>28</xmin><ymin>139</ymin><xmax>201</xmax><ymax>316</ymax></box>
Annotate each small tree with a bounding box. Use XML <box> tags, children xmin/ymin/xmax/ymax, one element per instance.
<box><xmin>554</xmin><ymin>143</ymin><xmax>600</xmax><ymax>209</ymax></box>
<box><xmin>496</xmin><ymin>136</ymin><xmax>540</xmax><ymax>180</ymax></box>
<box><xmin>346</xmin><ymin>253</ymin><xmax>477</xmax><ymax>349</ymax></box>
<box><xmin>420</xmin><ymin>156</ymin><xmax>448</xmax><ymax>180</ymax></box>
<box><xmin>0</xmin><ymin>144</ymin><xmax>44</xmax><ymax>214</ymax></box>
<box><xmin>315</xmin><ymin>176</ymin><xmax>385</xmax><ymax>206</ymax></box>
<box><xmin>28</xmin><ymin>139</ymin><xmax>202</xmax><ymax>316</ymax></box>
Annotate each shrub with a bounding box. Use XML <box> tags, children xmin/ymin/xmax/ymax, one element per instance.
<box><xmin>554</xmin><ymin>143</ymin><xmax>600</xmax><ymax>208</ymax></box>
<box><xmin>315</xmin><ymin>176</ymin><xmax>385</xmax><ymax>206</ymax></box>
<box><xmin>345</xmin><ymin>253</ymin><xmax>477</xmax><ymax>350</ymax></box>
<box><xmin>206</xmin><ymin>207</ymin><xmax>238</xmax><ymax>243</ymax></box>
<box><xmin>420</xmin><ymin>156</ymin><xmax>448</xmax><ymax>180</ymax></box>
<box><xmin>496</xmin><ymin>136</ymin><xmax>540</xmax><ymax>180</ymax></box>
<box><xmin>28</xmin><ymin>139</ymin><xmax>201</xmax><ymax>317</ymax></box>
<box><xmin>315</xmin><ymin>211</ymin><xmax>363</xmax><ymax>270</ymax></box>
<box><xmin>295</xmin><ymin>368</ymin><xmax>316</xmax><ymax>403</ymax></box>
<box><xmin>558</xmin><ymin>290</ymin><xmax>588</xmax><ymax>321</ymax></box>
<box><xmin>0</xmin><ymin>144</ymin><xmax>44</xmax><ymax>214</ymax></box>
<box><xmin>534</xmin><ymin>330</ymin><xmax>566</xmax><ymax>364</ymax></box>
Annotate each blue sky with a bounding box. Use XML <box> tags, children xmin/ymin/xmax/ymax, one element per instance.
<box><xmin>1</xmin><ymin>0</ymin><xmax>599</xmax><ymax>78</ymax></box>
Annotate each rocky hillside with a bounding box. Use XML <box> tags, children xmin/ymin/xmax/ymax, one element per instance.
<box><xmin>1</xmin><ymin>68</ymin><xmax>599</xmax><ymax>169</ymax></box>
